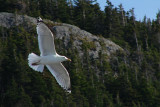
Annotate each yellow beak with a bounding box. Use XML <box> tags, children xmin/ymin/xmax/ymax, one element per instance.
<box><xmin>67</xmin><ymin>58</ymin><xmax>71</xmax><ymax>61</ymax></box>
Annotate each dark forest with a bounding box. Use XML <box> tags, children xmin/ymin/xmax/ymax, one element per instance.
<box><xmin>0</xmin><ymin>0</ymin><xmax>160</xmax><ymax>107</ymax></box>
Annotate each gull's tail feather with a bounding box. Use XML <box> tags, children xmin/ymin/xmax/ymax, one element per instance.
<box><xmin>28</xmin><ymin>53</ymin><xmax>44</xmax><ymax>72</ymax></box>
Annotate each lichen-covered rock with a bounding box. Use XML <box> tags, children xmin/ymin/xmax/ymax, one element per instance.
<box><xmin>0</xmin><ymin>12</ymin><xmax>36</xmax><ymax>28</ymax></box>
<box><xmin>53</xmin><ymin>24</ymin><xmax>123</xmax><ymax>58</ymax></box>
<box><xmin>0</xmin><ymin>12</ymin><xmax>123</xmax><ymax>59</ymax></box>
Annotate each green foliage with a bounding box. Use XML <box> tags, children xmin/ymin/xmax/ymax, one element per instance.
<box><xmin>1</xmin><ymin>0</ymin><xmax>160</xmax><ymax>107</ymax></box>
<box><xmin>81</xmin><ymin>38</ymin><xmax>96</xmax><ymax>50</ymax></box>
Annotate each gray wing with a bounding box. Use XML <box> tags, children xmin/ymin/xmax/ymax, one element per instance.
<box><xmin>36</xmin><ymin>22</ymin><xmax>56</xmax><ymax>56</ymax></box>
<box><xmin>46</xmin><ymin>63</ymin><xmax>71</xmax><ymax>92</ymax></box>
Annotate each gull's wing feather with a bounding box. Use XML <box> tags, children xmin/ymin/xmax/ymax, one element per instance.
<box><xmin>37</xmin><ymin>22</ymin><xmax>56</xmax><ymax>56</ymax></box>
<box><xmin>46</xmin><ymin>63</ymin><xmax>71</xmax><ymax>92</ymax></box>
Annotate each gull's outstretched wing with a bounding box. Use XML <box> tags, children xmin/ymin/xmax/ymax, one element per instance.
<box><xmin>36</xmin><ymin>22</ymin><xmax>56</xmax><ymax>56</ymax></box>
<box><xmin>46</xmin><ymin>63</ymin><xmax>71</xmax><ymax>92</ymax></box>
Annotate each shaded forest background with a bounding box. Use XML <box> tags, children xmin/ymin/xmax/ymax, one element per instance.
<box><xmin>0</xmin><ymin>0</ymin><xmax>160</xmax><ymax>107</ymax></box>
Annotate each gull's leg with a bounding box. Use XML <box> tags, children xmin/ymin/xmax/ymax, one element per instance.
<box><xmin>32</xmin><ymin>61</ymin><xmax>40</xmax><ymax>66</ymax></box>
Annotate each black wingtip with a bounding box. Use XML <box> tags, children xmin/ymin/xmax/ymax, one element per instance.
<box><xmin>66</xmin><ymin>87</ymin><xmax>71</xmax><ymax>93</ymax></box>
<box><xmin>37</xmin><ymin>17</ymin><xmax>43</xmax><ymax>23</ymax></box>
<box><xmin>67</xmin><ymin>90</ymin><xmax>71</xmax><ymax>93</ymax></box>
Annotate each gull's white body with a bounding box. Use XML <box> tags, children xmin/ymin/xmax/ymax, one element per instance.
<box><xmin>40</xmin><ymin>55</ymin><xmax>65</xmax><ymax>64</ymax></box>
<box><xmin>28</xmin><ymin>18</ymin><xmax>71</xmax><ymax>92</ymax></box>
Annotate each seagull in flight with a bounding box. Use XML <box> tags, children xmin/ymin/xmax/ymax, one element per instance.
<box><xmin>28</xmin><ymin>17</ymin><xmax>71</xmax><ymax>93</ymax></box>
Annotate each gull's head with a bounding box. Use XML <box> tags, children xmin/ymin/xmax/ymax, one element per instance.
<box><xmin>37</xmin><ymin>17</ymin><xmax>43</xmax><ymax>23</ymax></box>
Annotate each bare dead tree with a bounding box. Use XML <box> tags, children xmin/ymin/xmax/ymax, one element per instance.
<box><xmin>119</xmin><ymin>4</ymin><xmax>126</xmax><ymax>26</ymax></box>
<box><xmin>130</xmin><ymin>8</ymin><xmax>142</xmax><ymax>65</ymax></box>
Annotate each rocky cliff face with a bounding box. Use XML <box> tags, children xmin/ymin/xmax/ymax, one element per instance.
<box><xmin>0</xmin><ymin>12</ymin><xmax>123</xmax><ymax>59</ymax></box>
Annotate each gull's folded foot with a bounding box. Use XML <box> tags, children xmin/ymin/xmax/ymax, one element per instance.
<box><xmin>32</xmin><ymin>62</ymin><xmax>39</xmax><ymax>66</ymax></box>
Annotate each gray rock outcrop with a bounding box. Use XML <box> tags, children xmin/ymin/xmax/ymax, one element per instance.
<box><xmin>0</xmin><ymin>12</ymin><xmax>123</xmax><ymax>59</ymax></box>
